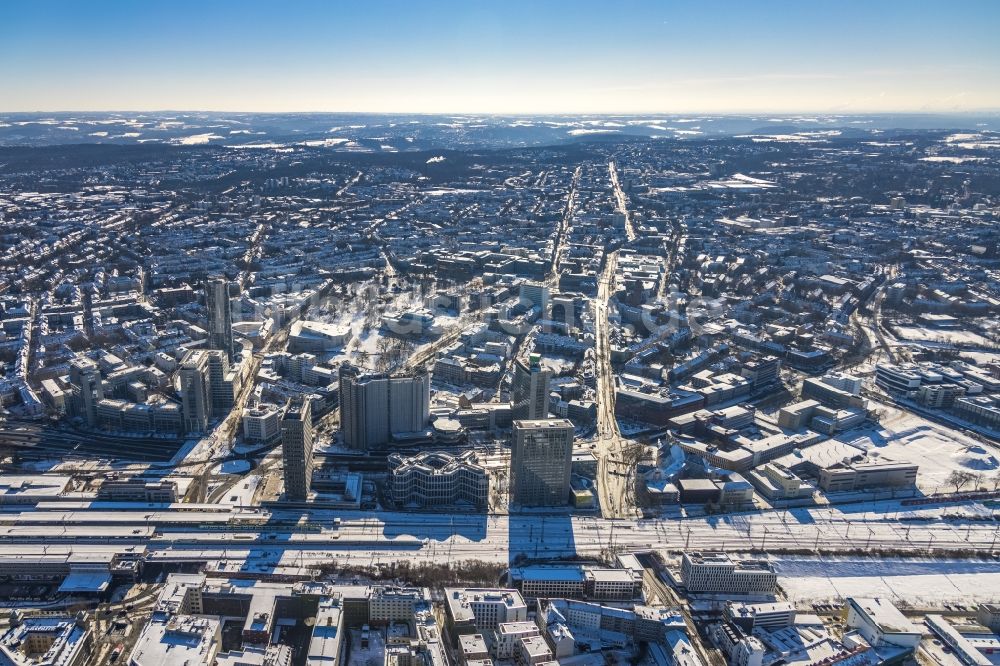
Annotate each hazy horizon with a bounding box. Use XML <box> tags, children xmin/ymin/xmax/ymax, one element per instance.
<box><xmin>4</xmin><ymin>110</ymin><xmax>1000</xmax><ymax>116</ymax></box>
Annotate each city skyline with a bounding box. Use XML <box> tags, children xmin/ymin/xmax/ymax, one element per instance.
<box><xmin>1</xmin><ymin>3</ymin><xmax>1000</xmax><ymax>663</ymax></box>
<box><xmin>3</xmin><ymin>0</ymin><xmax>1000</xmax><ymax>114</ymax></box>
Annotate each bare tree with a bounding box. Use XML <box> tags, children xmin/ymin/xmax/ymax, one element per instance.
<box><xmin>947</xmin><ymin>470</ymin><xmax>976</xmax><ymax>493</ymax></box>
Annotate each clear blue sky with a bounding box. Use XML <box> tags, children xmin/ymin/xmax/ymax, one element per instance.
<box><xmin>2</xmin><ymin>0</ymin><xmax>998</xmax><ymax>113</ymax></box>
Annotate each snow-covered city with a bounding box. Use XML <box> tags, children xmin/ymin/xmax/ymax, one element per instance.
<box><xmin>2</xmin><ymin>2</ymin><xmax>1000</xmax><ymax>665</ymax></box>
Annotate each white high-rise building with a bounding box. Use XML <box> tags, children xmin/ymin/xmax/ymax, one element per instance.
<box><xmin>519</xmin><ymin>282</ymin><xmax>550</xmax><ymax>315</ymax></box>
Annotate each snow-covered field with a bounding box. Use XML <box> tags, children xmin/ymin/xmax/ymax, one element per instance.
<box><xmin>894</xmin><ymin>325</ymin><xmax>995</xmax><ymax>348</ymax></box>
<box><xmin>837</xmin><ymin>405</ymin><xmax>999</xmax><ymax>491</ymax></box>
<box><xmin>773</xmin><ymin>555</ymin><xmax>1000</xmax><ymax>605</ymax></box>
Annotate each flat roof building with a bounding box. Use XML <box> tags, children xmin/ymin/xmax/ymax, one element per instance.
<box><xmin>0</xmin><ymin>613</ymin><xmax>93</xmax><ymax>666</ymax></box>
<box><xmin>443</xmin><ymin>588</ymin><xmax>527</xmax><ymax>636</ymax></box>
<box><xmin>680</xmin><ymin>552</ymin><xmax>776</xmax><ymax>595</ymax></box>
<box><xmin>388</xmin><ymin>450</ymin><xmax>488</xmax><ymax>509</ymax></box>
<box><xmin>845</xmin><ymin>597</ymin><xmax>921</xmax><ymax>651</ymax></box>
<box><xmin>511</xmin><ymin>418</ymin><xmax>573</xmax><ymax>507</ymax></box>
<box><xmin>281</xmin><ymin>397</ymin><xmax>314</xmax><ymax>501</ymax></box>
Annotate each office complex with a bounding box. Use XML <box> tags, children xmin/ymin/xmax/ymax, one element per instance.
<box><xmin>178</xmin><ymin>349</ymin><xmax>239</xmax><ymax>434</ymax></box>
<box><xmin>444</xmin><ymin>588</ymin><xmax>528</xmax><ymax>635</ymax></box>
<box><xmin>339</xmin><ymin>364</ymin><xmax>430</xmax><ymax>450</ymax></box>
<box><xmin>129</xmin><ymin>574</ymin><xmax>446</xmax><ymax>666</ymax></box>
<box><xmin>510</xmin><ymin>564</ymin><xmax>644</xmax><ymax>601</ymax></box>
<box><xmin>511</xmin><ymin>354</ymin><xmax>552</xmax><ymax>421</ymax></box>
<box><xmin>0</xmin><ymin>613</ymin><xmax>93</xmax><ymax>666</ymax></box>
<box><xmin>179</xmin><ymin>350</ymin><xmax>213</xmax><ymax>433</ymax></box>
<box><xmin>845</xmin><ymin>597</ymin><xmax>922</xmax><ymax>650</ymax></box>
<box><xmin>388</xmin><ymin>450</ymin><xmax>489</xmax><ymax>509</ymax></box>
<box><xmin>280</xmin><ymin>397</ymin><xmax>314</xmax><ymax>500</ymax></box>
<box><xmin>511</xmin><ymin>418</ymin><xmax>574</xmax><ymax>507</ymax></box>
<box><xmin>680</xmin><ymin>552</ymin><xmax>777</xmax><ymax>594</ymax></box>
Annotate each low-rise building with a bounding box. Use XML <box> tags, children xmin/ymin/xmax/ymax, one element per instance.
<box><xmin>458</xmin><ymin>633</ymin><xmax>489</xmax><ymax>664</ymax></box>
<box><xmin>516</xmin><ymin>634</ymin><xmax>553</xmax><ymax>665</ymax></box>
<box><xmin>242</xmin><ymin>403</ymin><xmax>283</xmax><ymax>443</ymax></box>
<box><xmin>97</xmin><ymin>479</ymin><xmax>178</xmax><ymax>503</ymax></box>
<box><xmin>288</xmin><ymin>320</ymin><xmax>352</xmax><ymax>352</ymax></box>
<box><xmin>845</xmin><ymin>597</ymin><xmax>921</xmax><ymax>651</ymax></box>
<box><xmin>874</xmin><ymin>364</ymin><xmax>923</xmax><ymax>396</ymax></box>
<box><xmin>724</xmin><ymin>601</ymin><xmax>796</xmax><ymax>631</ymax></box>
<box><xmin>496</xmin><ymin>621</ymin><xmax>541</xmax><ymax>659</ymax></box>
<box><xmin>818</xmin><ymin>458</ymin><xmax>918</xmax><ymax>493</ymax></box>
<box><xmin>443</xmin><ymin>588</ymin><xmax>527</xmax><ymax>637</ymax></box>
<box><xmin>509</xmin><ymin>564</ymin><xmax>642</xmax><ymax>601</ymax></box>
<box><xmin>0</xmin><ymin>612</ymin><xmax>93</xmax><ymax>666</ymax></box>
<box><xmin>680</xmin><ymin>552</ymin><xmax>777</xmax><ymax>595</ymax></box>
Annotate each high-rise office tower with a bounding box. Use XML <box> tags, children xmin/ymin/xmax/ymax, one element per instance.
<box><xmin>510</xmin><ymin>418</ymin><xmax>574</xmax><ymax>507</ymax></box>
<box><xmin>178</xmin><ymin>349</ymin><xmax>237</xmax><ymax>433</ymax></box>
<box><xmin>205</xmin><ymin>276</ymin><xmax>235</xmax><ymax>361</ymax></box>
<box><xmin>511</xmin><ymin>354</ymin><xmax>552</xmax><ymax>421</ymax></box>
<box><xmin>389</xmin><ymin>372</ymin><xmax>431</xmax><ymax>435</ymax></box>
<box><xmin>179</xmin><ymin>350</ymin><xmax>212</xmax><ymax>433</ymax></box>
<box><xmin>340</xmin><ymin>364</ymin><xmax>389</xmax><ymax>450</ymax></box>
<box><xmin>205</xmin><ymin>349</ymin><xmax>236</xmax><ymax>416</ymax></box>
<box><xmin>339</xmin><ymin>364</ymin><xmax>430</xmax><ymax>450</ymax></box>
<box><xmin>69</xmin><ymin>356</ymin><xmax>103</xmax><ymax>427</ymax></box>
<box><xmin>281</xmin><ymin>397</ymin><xmax>314</xmax><ymax>501</ymax></box>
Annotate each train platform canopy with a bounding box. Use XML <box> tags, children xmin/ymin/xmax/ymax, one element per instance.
<box><xmin>0</xmin><ymin>474</ymin><xmax>72</xmax><ymax>504</ymax></box>
<box><xmin>58</xmin><ymin>570</ymin><xmax>112</xmax><ymax>594</ymax></box>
